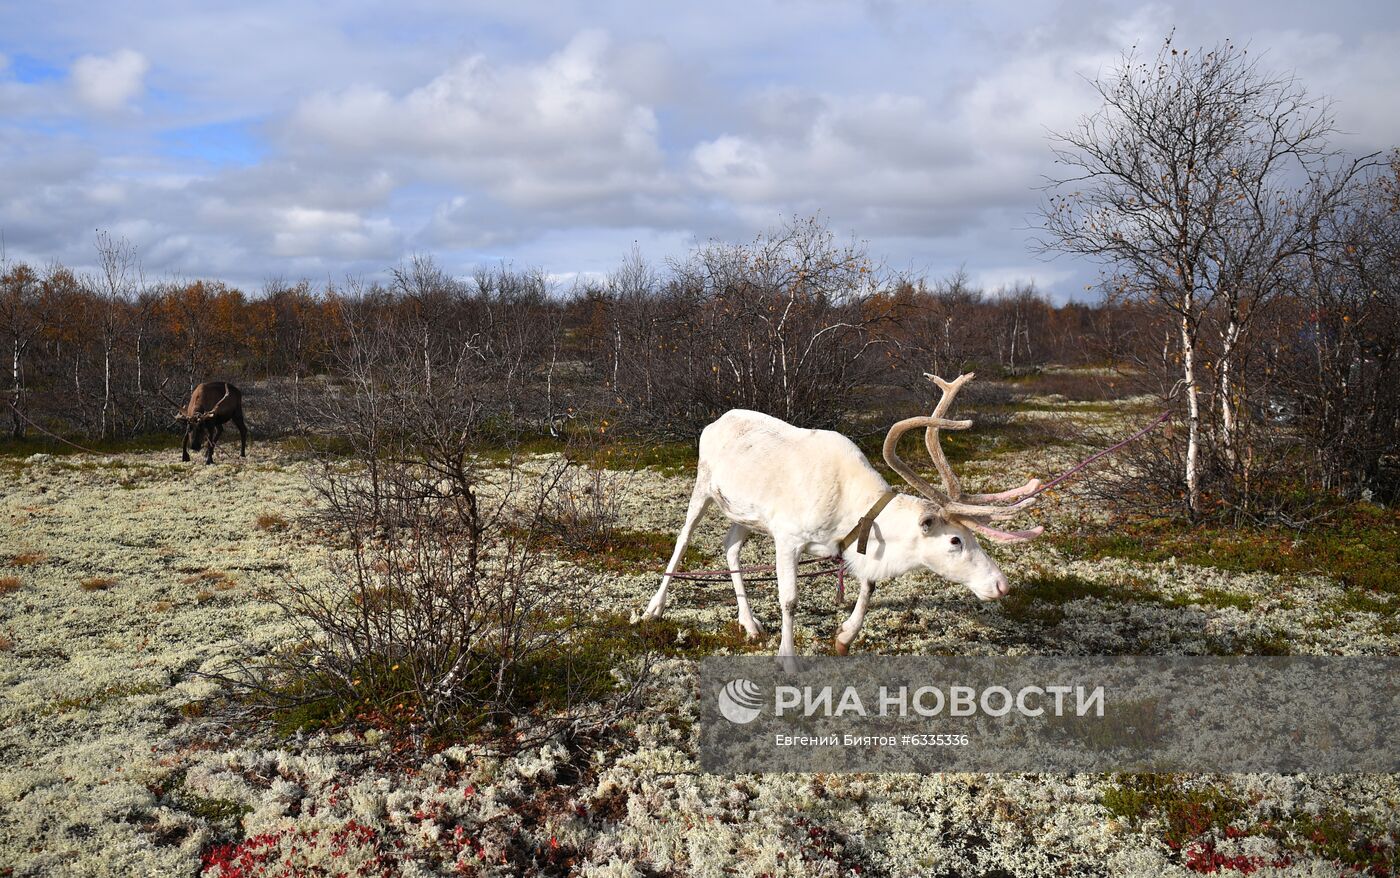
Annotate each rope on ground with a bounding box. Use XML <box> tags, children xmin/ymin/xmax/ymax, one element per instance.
<box><xmin>3</xmin><ymin>400</ymin><xmax>120</xmax><ymax>457</ymax></box>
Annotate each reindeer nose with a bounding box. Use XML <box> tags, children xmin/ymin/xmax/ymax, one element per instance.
<box><xmin>994</xmin><ymin>576</ymin><xmax>1011</xmax><ymax>597</ymax></box>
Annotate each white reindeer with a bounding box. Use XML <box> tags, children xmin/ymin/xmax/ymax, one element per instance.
<box><xmin>641</xmin><ymin>372</ymin><xmax>1043</xmax><ymax>661</ymax></box>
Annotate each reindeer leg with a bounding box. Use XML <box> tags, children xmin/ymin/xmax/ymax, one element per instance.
<box><xmin>835</xmin><ymin>579</ymin><xmax>875</xmax><ymax>656</ymax></box>
<box><xmin>774</xmin><ymin>541</ymin><xmax>801</xmax><ymax>673</ymax></box>
<box><xmin>642</xmin><ymin>483</ymin><xmax>710</xmax><ymax>622</ymax></box>
<box><xmin>181</xmin><ymin>429</ymin><xmax>191</xmax><ymax>463</ymax></box>
<box><xmin>233</xmin><ymin>411</ymin><xmax>248</xmax><ymax>457</ymax></box>
<box><xmin>725</xmin><ymin>524</ymin><xmax>764</xmax><ymax>640</ymax></box>
<box><xmin>205</xmin><ymin>423</ymin><xmax>222</xmax><ymax>464</ymax></box>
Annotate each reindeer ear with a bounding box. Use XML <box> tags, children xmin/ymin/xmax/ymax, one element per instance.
<box><xmin>919</xmin><ymin>514</ymin><xmax>939</xmax><ymax>536</ymax></box>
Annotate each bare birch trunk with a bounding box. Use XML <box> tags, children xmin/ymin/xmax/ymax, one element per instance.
<box><xmin>10</xmin><ymin>337</ymin><xmax>21</xmax><ymax>439</ymax></box>
<box><xmin>102</xmin><ymin>344</ymin><xmax>111</xmax><ymax>439</ymax></box>
<box><xmin>1180</xmin><ymin>307</ymin><xmax>1201</xmax><ymax>516</ymax></box>
<box><xmin>612</xmin><ymin>325</ymin><xmax>621</xmax><ymax>390</ymax></box>
<box><xmin>1219</xmin><ymin>313</ymin><xmax>1240</xmax><ymax>466</ymax></box>
<box><xmin>422</xmin><ymin>325</ymin><xmax>431</xmax><ymax>394</ymax></box>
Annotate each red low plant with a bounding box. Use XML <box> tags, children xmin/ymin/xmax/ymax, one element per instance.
<box><xmin>202</xmin><ymin>821</ymin><xmax>395</xmax><ymax>878</ymax></box>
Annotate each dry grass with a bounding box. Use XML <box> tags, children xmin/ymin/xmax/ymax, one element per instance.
<box><xmin>0</xmin><ymin>633</ymin><xmax>13</xmax><ymax>651</ymax></box>
<box><xmin>79</xmin><ymin>576</ymin><xmax>118</xmax><ymax>592</ymax></box>
<box><xmin>8</xmin><ymin>551</ymin><xmax>47</xmax><ymax>567</ymax></box>
<box><xmin>255</xmin><ymin>512</ymin><xmax>289</xmax><ymax>532</ymax></box>
<box><xmin>0</xmin><ymin>576</ymin><xmax>21</xmax><ymax>594</ymax></box>
<box><xmin>182</xmin><ymin>569</ymin><xmax>236</xmax><ymax>589</ymax></box>
<box><xmin>195</xmin><ymin>589</ymin><xmax>214</xmax><ymax>603</ymax></box>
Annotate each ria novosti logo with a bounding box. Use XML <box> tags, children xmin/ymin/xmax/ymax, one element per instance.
<box><xmin>717</xmin><ymin>678</ymin><xmax>764</xmax><ymax>724</ymax></box>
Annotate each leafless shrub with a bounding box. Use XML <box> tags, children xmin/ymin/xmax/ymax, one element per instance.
<box><xmin>541</xmin><ymin>458</ymin><xmax>629</xmax><ymax>552</ymax></box>
<box><xmin>220</xmin><ymin>296</ymin><xmax>649</xmax><ymax>746</ymax></box>
<box><xmin>592</xmin><ymin>217</ymin><xmax>894</xmax><ymax>436</ymax></box>
<box><xmin>1272</xmin><ymin>157</ymin><xmax>1400</xmax><ymax>502</ymax></box>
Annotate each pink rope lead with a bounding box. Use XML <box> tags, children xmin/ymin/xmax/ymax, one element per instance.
<box><xmin>3</xmin><ymin>399</ymin><xmax>120</xmax><ymax>457</ymax></box>
<box><xmin>1027</xmin><ymin>408</ymin><xmax>1174</xmax><ymax>498</ymax></box>
<box><xmin>658</xmin><ymin>556</ymin><xmax>844</xmax><ymax>584</ymax></box>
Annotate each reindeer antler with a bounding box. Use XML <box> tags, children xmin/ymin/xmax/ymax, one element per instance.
<box><xmin>153</xmin><ymin>378</ymin><xmax>191</xmax><ymax>421</ymax></box>
<box><xmin>922</xmin><ymin>372</ymin><xmax>972</xmax><ymax>500</ymax></box>
<box><xmin>882</xmin><ymin>414</ymin><xmax>971</xmax><ymax>506</ymax></box>
<box><xmin>882</xmin><ymin>372</ymin><xmax>1044</xmax><ymax>542</ymax></box>
<box><xmin>196</xmin><ymin>386</ymin><xmax>231</xmax><ymax>421</ymax></box>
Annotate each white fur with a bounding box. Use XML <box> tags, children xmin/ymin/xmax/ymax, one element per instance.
<box><xmin>641</xmin><ymin>409</ymin><xmax>1013</xmax><ymax>663</ymax></box>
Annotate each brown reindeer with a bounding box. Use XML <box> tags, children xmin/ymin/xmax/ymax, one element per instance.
<box><xmin>177</xmin><ymin>382</ymin><xmax>248</xmax><ymax>463</ymax></box>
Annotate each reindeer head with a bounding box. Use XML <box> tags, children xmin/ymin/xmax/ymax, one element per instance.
<box><xmin>180</xmin><ymin>387</ymin><xmax>230</xmax><ymax>451</ymax></box>
<box><xmin>881</xmin><ymin>372</ymin><xmax>1043</xmax><ymax>601</ymax></box>
<box><xmin>186</xmin><ymin>410</ymin><xmax>215</xmax><ymax>450</ymax></box>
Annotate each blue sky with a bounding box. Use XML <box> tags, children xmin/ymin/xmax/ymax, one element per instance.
<box><xmin>1</xmin><ymin>1</ymin><xmax>1397</xmax><ymax>300</ymax></box>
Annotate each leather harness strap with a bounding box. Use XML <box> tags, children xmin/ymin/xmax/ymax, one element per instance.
<box><xmin>837</xmin><ymin>489</ymin><xmax>899</xmax><ymax>555</ymax></box>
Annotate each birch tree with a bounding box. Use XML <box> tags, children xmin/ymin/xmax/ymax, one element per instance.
<box><xmin>0</xmin><ymin>258</ymin><xmax>45</xmax><ymax>439</ymax></box>
<box><xmin>1039</xmin><ymin>35</ymin><xmax>1365</xmax><ymax>516</ymax></box>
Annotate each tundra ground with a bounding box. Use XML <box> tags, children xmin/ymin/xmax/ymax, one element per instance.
<box><xmin>1</xmin><ymin>398</ymin><xmax>1397</xmax><ymax>876</ymax></box>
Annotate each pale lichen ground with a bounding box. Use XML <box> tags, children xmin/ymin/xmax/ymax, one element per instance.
<box><xmin>1</xmin><ymin>404</ymin><xmax>1396</xmax><ymax>877</ymax></box>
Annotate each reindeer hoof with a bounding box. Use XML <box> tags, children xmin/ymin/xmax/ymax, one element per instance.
<box><xmin>833</xmin><ymin>639</ymin><xmax>849</xmax><ymax>656</ymax></box>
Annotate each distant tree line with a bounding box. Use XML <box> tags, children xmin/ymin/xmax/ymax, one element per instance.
<box><xmin>0</xmin><ymin>218</ymin><xmax>1141</xmax><ymax>444</ymax></box>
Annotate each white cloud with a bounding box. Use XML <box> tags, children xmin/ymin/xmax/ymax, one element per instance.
<box><xmin>973</xmin><ymin>266</ymin><xmax>1075</xmax><ymax>295</ymax></box>
<box><xmin>686</xmin><ymin>88</ymin><xmax>1044</xmax><ymax>241</ymax></box>
<box><xmin>269</xmin><ymin>207</ymin><xmax>399</xmax><ymax>259</ymax></box>
<box><xmin>287</xmin><ymin>30</ymin><xmax>671</xmax><ymax>213</ymax></box>
<box><xmin>70</xmin><ymin>48</ymin><xmax>149</xmax><ymax>112</ymax></box>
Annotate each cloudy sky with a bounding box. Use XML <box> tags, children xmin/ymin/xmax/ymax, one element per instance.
<box><xmin>2</xmin><ymin>1</ymin><xmax>1396</xmax><ymax>301</ymax></box>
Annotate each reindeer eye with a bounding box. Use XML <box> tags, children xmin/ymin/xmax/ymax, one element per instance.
<box><xmin>950</xmin><ymin>536</ymin><xmax>962</xmax><ymax>548</ymax></box>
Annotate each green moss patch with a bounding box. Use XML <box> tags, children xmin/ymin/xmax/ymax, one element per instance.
<box><xmin>1102</xmin><ymin>774</ymin><xmax>1250</xmax><ymax>849</ymax></box>
<box><xmin>171</xmin><ymin>792</ymin><xmax>252</xmax><ymax>827</ymax></box>
<box><xmin>1054</xmin><ymin>504</ymin><xmax>1400</xmax><ymax>594</ymax></box>
<box><xmin>1102</xmin><ymin>774</ymin><xmax>1398</xmax><ymax>874</ymax></box>
<box><xmin>530</xmin><ymin>525</ymin><xmax>706</xmax><ymax>575</ymax></box>
<box><xmin>45</xmin><ymin>680</ymin><xmax>166</xmax><ymax>715</ymax></box>
<box><xmin>267</xmin><ymin>611</ymin><xmax>758</xmax><ymax>742</ymax></box>
<box><xmin>998</xmin><ymin>572</ymin><xmax>1164</xmax><ymax>626</ymax></box>
<box><xmin>0</xmin><ymin>432</ymin><xmax>177</xmax><ymax>458</ymax></box>
<box><xmin>1170</xmin><ymin>588</ymin><xmax>1257</xmax><ymax>612</ymax></box>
